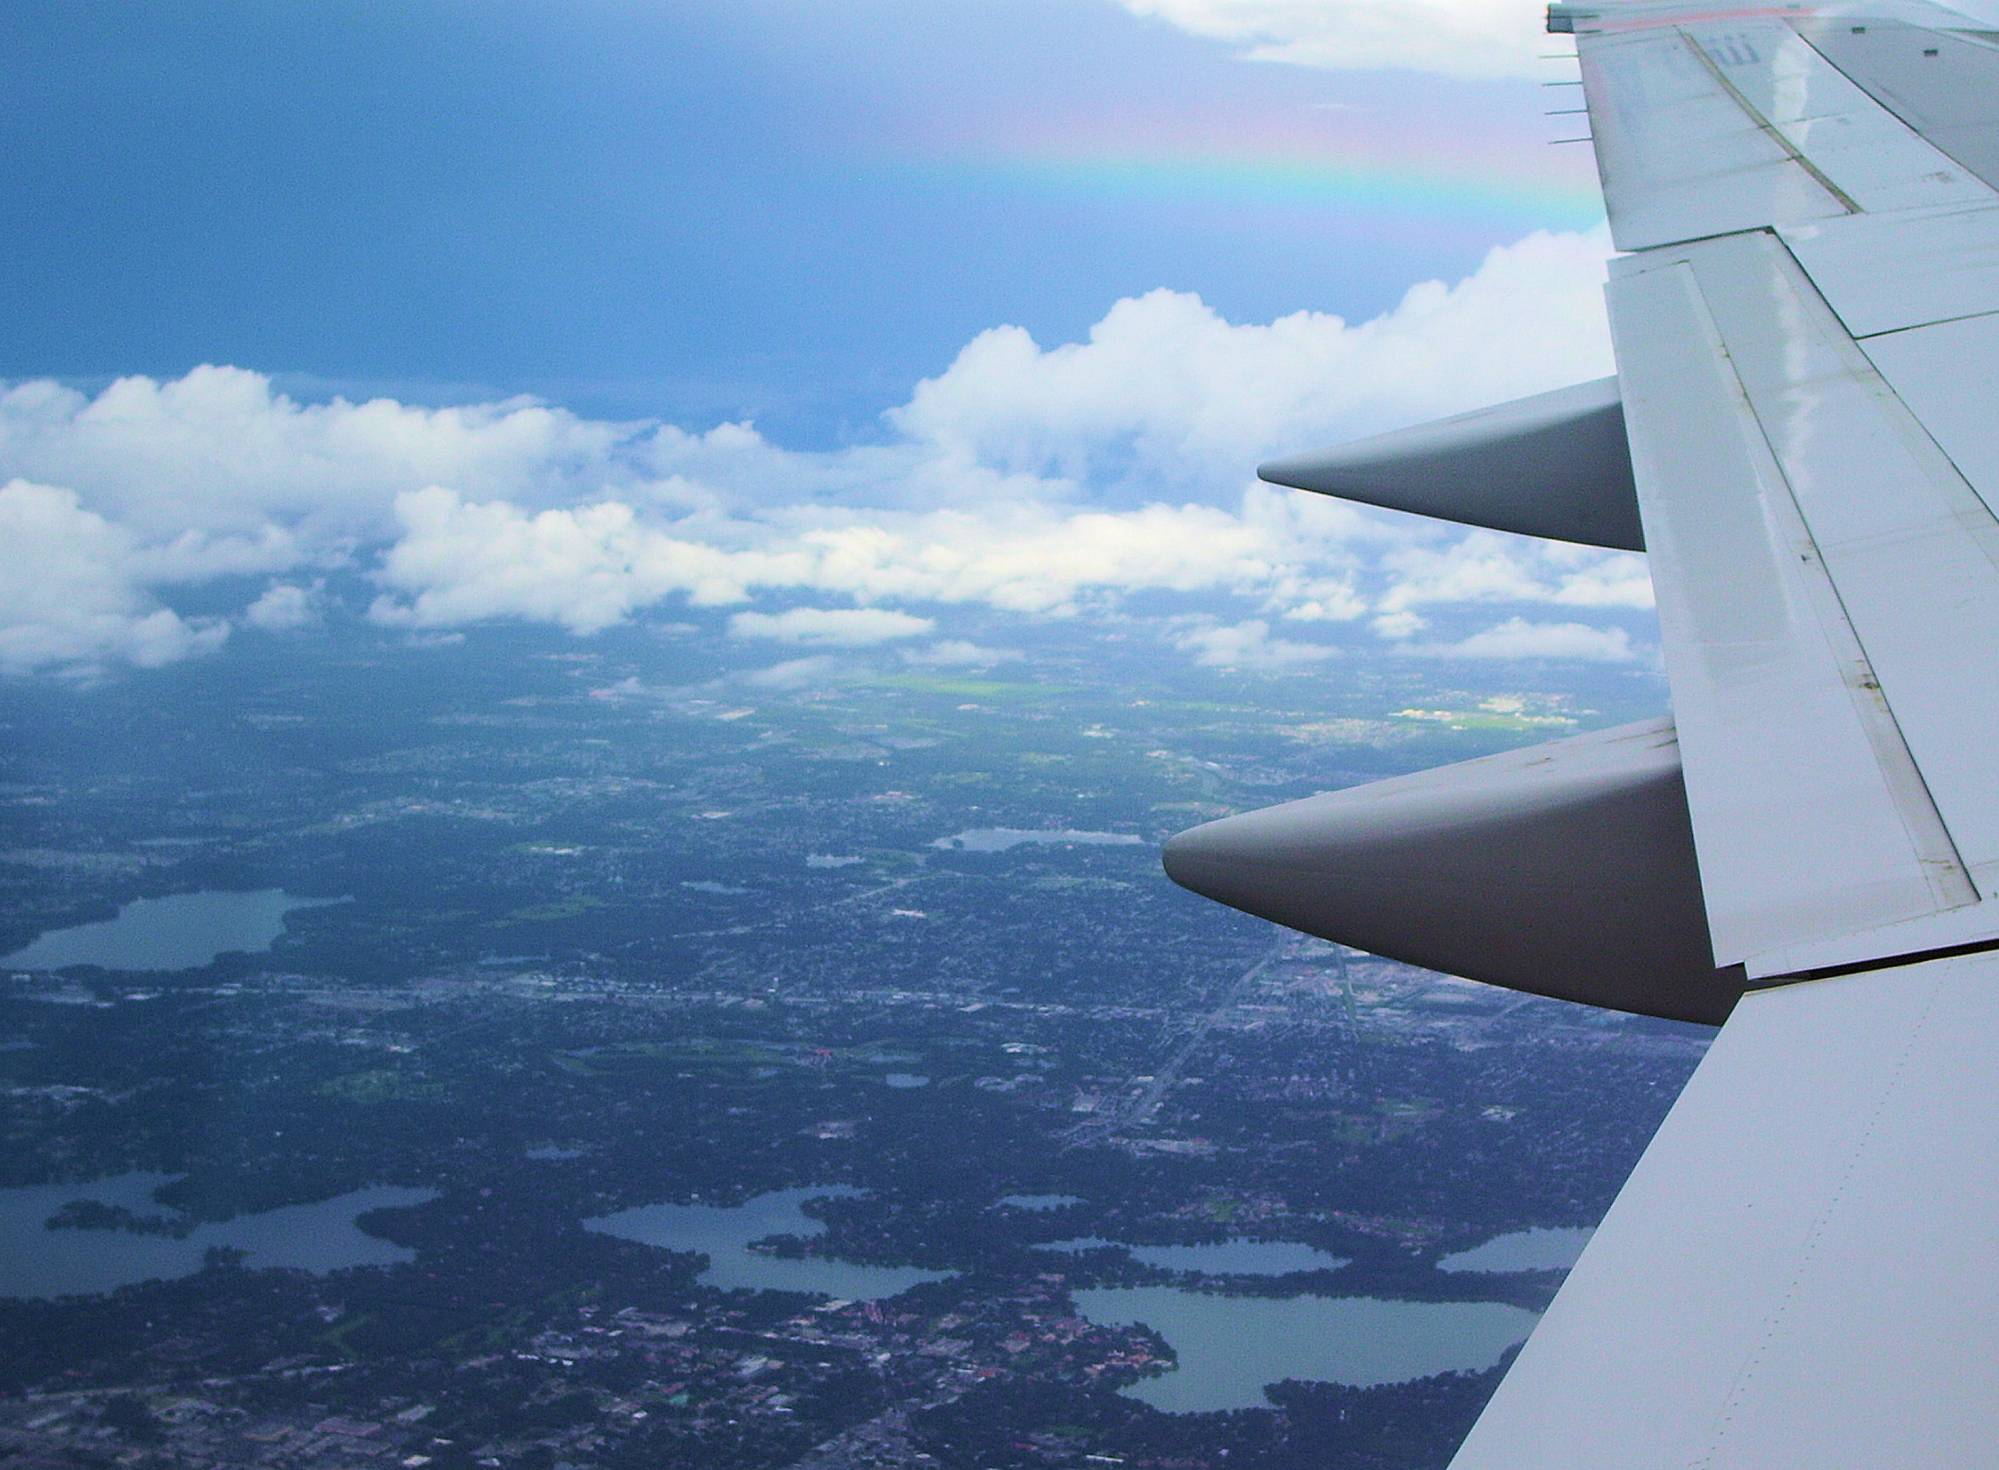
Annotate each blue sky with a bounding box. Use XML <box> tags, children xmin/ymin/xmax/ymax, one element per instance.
<box><xmin>2</xmin><ymin>0</ymin><xmax>1598</xmax><ymax>440</ymax></box>
<box><xmin>0</xmin><ymin>0</ymin><xmax>1663</xmax><ymax>682</ymax></box>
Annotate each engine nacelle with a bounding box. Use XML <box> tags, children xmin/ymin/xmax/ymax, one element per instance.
<box><xmin>1163</xmin><ymin>718</ymin><xmax>1743</xmax><ymax>1024</ymax></box>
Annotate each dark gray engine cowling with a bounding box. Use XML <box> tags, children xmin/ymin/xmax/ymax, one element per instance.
<box><xmin>1162</xmin><ymin>717</ymin><xmax>1743</xmax><ymax>1025</ymax></box>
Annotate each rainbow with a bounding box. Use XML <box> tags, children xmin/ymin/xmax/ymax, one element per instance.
<box><xmin>947</xmin><ymin>151</ymin><xmax>1604</xmax><ymax>226</ymax></box>
<box><xmin>889</xmin><ymin>104</ymin><xmax>1607</xmax><ymax>236</ymax></box>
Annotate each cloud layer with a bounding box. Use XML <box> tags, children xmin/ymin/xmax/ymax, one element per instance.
<box><xmin>0</xmin><ymin>228</ymin><xmax>1648</xmax><ymax>677</ymax></box>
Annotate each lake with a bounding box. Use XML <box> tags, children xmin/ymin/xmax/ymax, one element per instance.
<box><xmin>3</xmin><ymin>890</ymin><xmax>349</xmax><ymax>972</ymax></box>
<box><xmin>1439</xmin><ymin>1225</ymin><xmax>1595</xmax><ymax>1274</ymax></box>
<box><xmin>930</xmin><ymin>829</ymin><xmax>1146</xmax><ymax>854</ymax></box>
<box><xmin>1038</xmin><ymin>1237</ymin><xmax>1350</xmax><ymax>1276</ymax></box>
<box><xmin>585</xmin><ymin>1186</ymin><xmax>952</xmax><ymax>1301</ymax></box>
<box><xmin>997</xmin><ymin>1193</ymin><xmax>1084</xmax><ymax>1212</ymax></box>
<box><xmin>1074</xmin><ymin>1287</ymin><xmax>1540</xmax><ymax>1413</ymax></box>
<box><xmin>0</xmin><ymin>1173</ymin><xmax>437</xmax><ymax>1299</ymax></box>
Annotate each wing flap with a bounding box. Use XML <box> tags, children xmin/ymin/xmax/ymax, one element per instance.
<box><xmin>1780</xmin><ymin>203</ymin><xmax>1999</xmax><ymax>336</ymax></box>
<box><xmin>1863</xmin><ymin>310</ymin><xmax>1999</xmax><ymax>517</ymax></box>
<box><xmin>1799</xmin><ymin>17</ymin><xmax>1999</xmax><ymax>190</ymax></box>
<box><xmin>1580</xmin><ymin>27</ymin><xmax>1850</xmax><ymax>251</ymax></box>
<box><xmin>1684</xmin><ymin>20</ymin><xmax>1992</xmax><ymax>215</ymax></box>
<box><xmin>1613</xmin><ymin>217</ymin><xmax>1999</xmax><ymax>972</ymax></box>
<box><xmin>1576</xmin><ymin>6</ymin><xmax>1999</xmax><ymax>254</ymax></box>
<box><xmin>1605</xmin><ymin>245</ymin><xmax>1971</xmax><ymax>968</ymax></box>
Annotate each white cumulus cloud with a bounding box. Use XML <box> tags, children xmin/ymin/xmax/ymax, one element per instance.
<box><xmin>1376</xmin><ymin>533</ymin><xmax>1650</xmax><ymax>618</ymax></box>
<box><xmin>1175</xmin><ymin>618</ymin><xmax>1337</xmax><ymax>670</ymax></box>
<box><xmin>1112</xmin><ymin>0</ymin><xmax>1553</xmax><ymax>80</ymax></box>
<box><xmin>367</xmin><ymin>488</ymin><xmax>811</xmax><ymax>635</ymax></box>
<box><xmin>891</xmin><ymin>230</ymin><xmax>1613</xmax><ymax>500</ymax></box>
<box><xmin>1428</xmin><ymin>616</ymin><xmax>1637</xmax><ymax>662</ymax></box>
<box><xmin>1549</xmin><ymin>554</ymin><xmax>1655</xmax><ymax>608</ymax></box>
<box><xmin>745</xmin><ymin>655</ymin><xmax>851</xmax><ymax>690</ymax></box>
<box><xmin>0</xmin><ymin>480</ymin><xmax>229</xmax><ymax>676</ymax></box>
<box><xmin>1274</xmin><ymin>575</ymin><xmax>1368</xmax><ymax>622</ymax></box>
<box><xmin>244</xmin><ymin>581</ymin><xmax>321</xmax><ymax>632</ymax></box>
<box><xmin>1371</xmin><ymin>609</ymin><xmax>1428</xmax><ymax>640</ymax></box>
<box><xmin>729</xmin><ymin>607</ymin><xmax>937</xmax><ymax>646</ymax></box>
<box><xmin>0</xmin><ymin>367</ymin><xmax>631</xmax><ymax>543</ymax></box>
<box><xmin>901</xmin><ymin>639</ymin><xmax>1022</xmax><ymax>667</ymax></box>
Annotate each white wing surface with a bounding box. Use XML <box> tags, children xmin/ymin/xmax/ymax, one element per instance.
<box><xmin>1164</xmin><ymin>1</ymin><xmax>1999</xmax><ymax>1461</ymax></box>
<box><xmin>1456</xmin><ymin>4</ymin><xmax>1999</xmax><ymax>1462</ymax></box>
<box><xmin>1453</xmin><ymin>952</ymin><xmax>1999</xmax><ymax>1467</ymax></box>
<box><xmin>1575</xmin><ymin>0</ymin><xmax>1999</xmax><ymax>977</ymax></box>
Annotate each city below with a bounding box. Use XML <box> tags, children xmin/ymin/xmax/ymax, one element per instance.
<box><xmin>1</xmin><ymin>613</ymin><xmax>1704</xmax><ymax>1469</ymax></box>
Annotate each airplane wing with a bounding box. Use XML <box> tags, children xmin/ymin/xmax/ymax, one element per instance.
<box><xmin>1164</xmin><ymin>2</ymin><xmax>1999</xmax><ymax>1461</ymax></box>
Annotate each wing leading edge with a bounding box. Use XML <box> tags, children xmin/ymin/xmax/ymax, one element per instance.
<box><xmin>1163</xmin><ymin>1</ymin><xmax>1999</xmax><ymax>1461</ymax></box>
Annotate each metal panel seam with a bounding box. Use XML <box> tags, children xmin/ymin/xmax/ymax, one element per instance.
<box><xmin>1850</xmin><ymin>305</ymin><xmax>1999</xmax><ymax>340</ymax></box>
<box><xmin>1790</xmin><ymin>19</ymin><xmax>1999</xmax><ymax>197</ymax></box>
<box><xmin>1681</xmin><ymin>28</ymin><xmax>1860</xmax><ymax>213</ymax></box>
<box><xmin>1685</xmin><ymin>242</ymin><xmax>1977</xmax><ymax>911</ymax></box>
<box><xmin>1772</xmin><ymin>222</ymin><xmax>1999</xmax><ymax>518</ymax></box>
<box><xmin>1610</xmin><ymin>254</ymin><xmax>1973</xmax><ymax>962</ymax></box>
